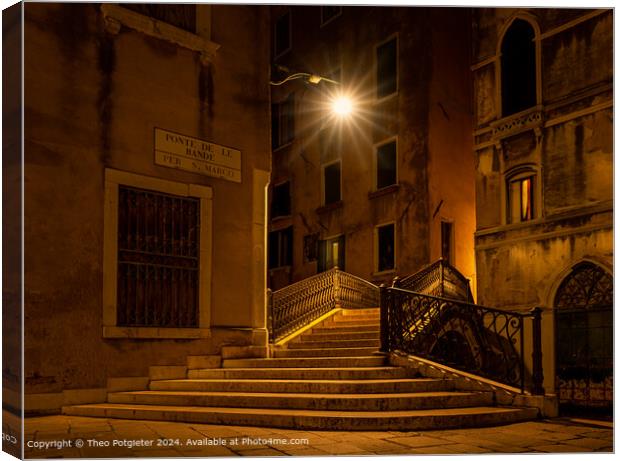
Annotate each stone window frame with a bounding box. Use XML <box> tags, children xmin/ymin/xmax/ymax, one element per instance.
<box><xmin>494</xmin><ymin>13</ymin><xmax>542</xmax><ymax>120</ymax></box>
<box><xmin>102</xmin><ymin>169</ymin><xmax>213</xmax><ymax>339</ymax></box>
<box><xmin>321</xmin><ymin>158</ymin><xmax>343</xmax><ymax>206</ymax></box>
<box><xmin>374</xmin><ymin>33</ymin><xmax>399</xmax><ymax>103</ymax></box>
<box><xmin>374</xmin><ymin>221</ymin><xmax>397</xmax><ymax>276</ymax></box>
<box><xmin>100</xmin><ymin>4</ymin><xmax>220</xmax><ymax>64</ymax></box>
<box><xmin>274</xmin><ymin>9</ymin><xmax>292</xmax><ymax>59</ymax></box>
<box><xmin>320</xmin><ymin>5</ymin><xmax>342</xmax><ymax>27</ymax></box>
<box><xmin>502</xmin><ymin>164</ymin><xmax>542</xmax><ymax>226</ymax></box>
<box><xmin>373</xmin><ymin>135</ymin><xmax>399</xmax><ymax>191</ymax></box>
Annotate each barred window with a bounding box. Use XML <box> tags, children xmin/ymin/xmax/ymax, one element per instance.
<box><xmin>116</xmin><ymin>186</ymin><xmax>200</xmax><ymax>328</ymax></box>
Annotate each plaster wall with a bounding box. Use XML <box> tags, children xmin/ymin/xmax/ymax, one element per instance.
<box><xmin>471</xmin><ymin>8</ymin><xmax>613</xmax><ymax>394</ymax></box>
<box><xmin>23</xmin><ymin>3</ymin><xmax>270</xmax><ymax>394</ymax></box>
<box><xmin>269</xmin><ymin>6</ymin><xmax>474</xmax><ymax>287</ymax></box>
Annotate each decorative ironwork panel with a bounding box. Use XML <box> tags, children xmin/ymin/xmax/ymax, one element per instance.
<box><xmin>384</xmin><ymin>287</ymin><xmax>526</xmax><ymax>390</ymax></box>
<box><xmin>554</xmin><ymin>263</ymin><xmax>613</xmax><ymax>412</ymax></box>
<box><xmin>268</xmin><ymin>268</ymin><xmax>380</xmax><ymax>342</ymax></box>
<box><xmin>270</xmin><ymin>269</ymin><xmax>336</xmax><ymax>341</ymax></box>
<box><xmin>338</xmin><ymin>271</ymin><xmax>380</xmax><ymax>310</ymax></box>
<box><xmin>117</xmin><ymin>186</ymin><xmax>200</xmax><ymax>328</ymax></box>
<box><xmin>400</xmin><ymin>258</ymin><xmax>474</xmax><ymax>302</ymax></box>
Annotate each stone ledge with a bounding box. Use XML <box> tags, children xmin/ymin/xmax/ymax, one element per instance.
<box><xmin>389</xmin><ymin>352</ymin><xmax>558</xmax><ymax>418</ymax></box>
<box><xmin>100</xmin><ymin>4</ymin><xmax>220</xmax><ymax>63</ymax></box>
<box><xmin>149</xmin><ymin>366</ymin><xmax>187</xmax><ymax>380</ymax></box>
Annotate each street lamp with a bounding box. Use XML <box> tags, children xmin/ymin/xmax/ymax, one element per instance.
<box><xmin>270</xmin><ymin>65</ymin><xmax>355</xmax><ymax>118</ymax></box>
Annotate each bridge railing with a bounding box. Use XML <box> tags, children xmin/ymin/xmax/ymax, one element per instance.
<box><xmin>267</xmin><ymin>267</ymin><xmax>379</xmax><ymax>343</ymax></box>
<box><xmin>379</xmin><ymin>284</ymin><xmax>544</xmax><ymax>394</ymax></box>
<box><xmin>399</xmin><ymin>258</ymin><xmax>474</xmax><ymax>302</ymax></box>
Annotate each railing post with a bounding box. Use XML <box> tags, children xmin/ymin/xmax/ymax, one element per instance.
<box><xmin>379</xmin><ymin>284</ymin><xmax>389</xmax><ymax>353</ymax></box>
<box><xmin>530</xmin><ymin>307</ymin><xmax>545</xmax><ymax>395</ymax></box>
<box><xmin>439</xmin><ymin>257</ymin><xmax>445</xmax><ymax>298</ymax></box>
<box><xmin>266</xmin><ymin>289</ymin><xmax>274</xmax><ymax>343</ymax></box>
<box><xmin>333</xmin><ymin>266</ymin><xmax>341</xmax><ymax>308</ymax></box>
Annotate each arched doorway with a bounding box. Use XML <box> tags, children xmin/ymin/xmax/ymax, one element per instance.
<box><xmin>554</xmin><ymin>262</ymin><xmax>613</xmax><ymax>415</ymax></box>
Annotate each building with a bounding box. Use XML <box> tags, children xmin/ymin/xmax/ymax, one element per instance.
<box><xmin>6</xmin><ymin>2</ymin><xmax>271</xmax><ymax>415</ymax></box>
<box><xmin>267</xmin><ymin>5</ymin><xmax>476</xmax><ymax>291</ymax></box>
<box><xmin>471</xmin><ymin>8</ymin><xmax>613</xmax><ymax>413</ymax></box>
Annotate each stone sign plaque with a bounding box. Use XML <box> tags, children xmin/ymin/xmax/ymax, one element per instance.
<box><xmin>154</xmin><ymin>128</ymin><xmax>241</xmax><ymax>183</ymax></box>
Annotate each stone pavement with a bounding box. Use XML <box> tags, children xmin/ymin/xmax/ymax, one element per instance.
<box><xmin>17</xmin><ymin>414</ymin><xmax>612</xmax><ymax>458</ymax></box>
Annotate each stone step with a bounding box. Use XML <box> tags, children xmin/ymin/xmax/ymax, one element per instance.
<box><xmin>300</xmin><ymin>331</ymin><xmax>379</xmax><ymax>342</ymax></box>
<box><xmin>63</xmin><ymin>403</ymin><xmax>539</xmax><ymax>431</ymax></box>
<box><xmin>288</xmin><ymin>339</ymin><xmax>380</xmax><ymax>349</ymax></box>
<box><xmin>107</xmin><ymin>390</ymin><xmax>492</xmax><ymax>411</ymax></box>
<box><xmin>273</xmin><ymin>347</ymin><xmax>378</xmax><ymax>358</ymax></box>
<box><xmin>322</xmin><ymin>319</ymin><xmax>380</xmax><ymax>327</ymax></box>
<box><xmin>187</xmin><ymin>367</ymin><xmax>417</xmax><ymax>380</ymax></box>
<box><xmin>222</xmin><ymin>356</ymin><xmax>386</xmax><ymax>369</ymax></box>
<box><xmin>340</xmin><ymin>308</ymin><xmax>379</xmax><ymax>315</ymax></box>
<box><xmin>332</xmin><ymin>314</ymin><xmax>380</xmax><ymax>322</ymax></box>
<box><xmin>150</xmin><ymin>377</ymin><xmax>454</xmax><ymax>394</ymax></box>
<box><xmin>311</xmin><ymin>325</ymin><xmax>379</xmax><ymax>333</ymax></box>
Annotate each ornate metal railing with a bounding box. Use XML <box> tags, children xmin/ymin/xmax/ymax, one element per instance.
<box><xmin>338</xmin><ymin>271</ymin><xmax>380</xmax><ymax>309</ymax></box>
<box><xmin>399</xmin><ymin>258</ymin><xmax>474</xmax><ymax>302</ymax></box>
<box><xmin>268</xmin><ymin>267</ymin><xmax>379</xmax><ymax>343</ymax></box>
<box><xmin>380</xmin><ymin>285</ymin><xmax>544</xmax><ymax>394</ymax></box>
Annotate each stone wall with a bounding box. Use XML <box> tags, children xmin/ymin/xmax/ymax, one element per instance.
<box><xmin>23</xmin><ymin>3</ymin><xmax>270</xmax><ymax>403</ymax></box>
<box><xmin>269</xmin><ymin>6</ymin><xmax>475</xmax><ymax>289</ymax></box>
<box><xmin>471</xmin><ymin>8</ymin><xmax>613</xmax><ymax>393</ymax></box>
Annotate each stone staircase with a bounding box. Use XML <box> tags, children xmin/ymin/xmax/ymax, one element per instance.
<box><xmin>63</xmin><ymin>308</ymin><xmax>538</xmax><ymax>430</ymax></box>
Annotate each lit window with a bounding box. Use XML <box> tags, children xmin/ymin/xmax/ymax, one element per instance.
<box><xmin>377</xmin><ymin>224</ymin><xmax>395</xmax><ymax>272</ymax></box>
<box><xmin>274</xmin><ymin>11</ymin><xmax>291</xmax><ymax>58</ymax></box>
<box><xmin>271</xmin><ymin>182</ymin><xmax>291</xmax><ymax>218</ymax></box>
<box><xmin>501</xmin><ymin>19</ymin><xmax>536</xmax><ymax>116</ymax></box>
<box><xmin>323</xmin><ymin>161</ymin><xmax>341</xmax><ymax>205</ymax></box>
<box><xmin>318</xmin><ymin>235</ymin><xmax>345</xmax><ymax>272</ymax></box>
<box><xmin>376</xmin><ymin>140</ymin><xmax>397</xmax><ymax>189</ymax></box>
<box><xmin>321</xmin><ymin>6</ymin><xmax>342</xmax><ymax>26</ymax></box>
<box><xmin>377</xmin><ymin>37</ymin><xmax>397</xmax><ymax>99</ymax></box>
<box><xmin>508</xmin><ymin>175</ymin><xmax>534</xmax><ymax>223</ymax></box>
<box><xmin>272</xmin><ymin>93</ymin><xmax>295</xmax><ymax>149</ymax></box>
<box><xmin>268</xmin><ymin>227</ymin><xmax>293</xmax><ymax>269</ymax></box>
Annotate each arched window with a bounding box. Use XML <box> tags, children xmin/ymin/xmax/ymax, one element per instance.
<box><xmin>501</xmin><ymin>19</ymin><xmax>536</xmax><ymax>117</ymax></box>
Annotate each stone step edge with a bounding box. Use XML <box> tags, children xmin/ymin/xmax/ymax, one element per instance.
<box><xmin>111</xmin><ymin>390</ymin><xmax>483</xmax><ymax>399</ymax></box>
<box><xmin>62</xmin><ymin>404</ymin><xmax>538</xmax><ymax>430</ymax></box>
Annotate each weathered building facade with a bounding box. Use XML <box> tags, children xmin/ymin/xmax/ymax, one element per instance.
<box><xmin>268</xmin><ymin>6</ymin><xmax>476</xmax><ymax>291</ymax></box>
<box><xmin>18</xmin><ymin>3</ymin><xmax>271</xmax><ymax>414</ymax></box>
<box><xmin>471</xmin><ymin>9</ymin><xmax>613</xmax><ymax>412</ymax></box>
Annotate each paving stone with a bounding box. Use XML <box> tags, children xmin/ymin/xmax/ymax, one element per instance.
<box><xmin>530</xmin><ymin>443</ymin><xmax>593</xmax><ymax>453</ymax></box>
<box><xmin>562</xmin><ymin>437</ymin><xmax>615</xmax><ymax>450</ymax></box>
<box><xmin>279</xmin><ymin>445</ymin><xmax>333</xmax><ymax>456</ymax></box>
<box><xmin>580</xmin><ymin>430</ymin><xmax>614</xmax><ymax>439</ymax></box>
<box><xmin>388</xmin><ymin>435</ymin><xmax>449</xmax><ymax>448</ymax></box>
<box><xmin>235</xmin><ymin>447</ymin><xmax>286</xmax><ymax>456</ymax></box>
<box><xmin>309</xmin><ymin>440</ymin><xmax>372</xmax><ymax>455</ymax></box>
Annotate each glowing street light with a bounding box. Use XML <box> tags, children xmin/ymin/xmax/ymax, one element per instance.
<box><xmin>331</xmin><ymin>96</ymin><xmax>353</xmax><ymax>117</ymax></box>
<box><xmin>270</xmin><ymin>65</ymin><xmax>356</xmax><ymax>118</ymax></box>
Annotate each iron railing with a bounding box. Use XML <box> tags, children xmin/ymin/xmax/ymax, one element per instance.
<box><xmin>380</xmin><ymin>285</ymin><xmax>544</xmax><ymax>394</ymax></box>
<box><xmin>268</xmin><ymin>267</ymin><xmax>379</xmax><ymax>342</ymax></box>
<box><xmin>399</xmin><ymin>258</ymin><xmax>474</xmax><ymax>302</ymax></box>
